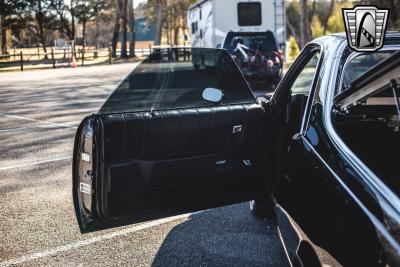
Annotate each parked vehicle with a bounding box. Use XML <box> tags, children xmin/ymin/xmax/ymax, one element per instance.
<box><xmin>222</xmin><ymin>31</ymin><xmax>283</xmax><ymax>87</ymax></box>
<box><xmin>187</xmin><ymin>0</ymin><xmax>286</xmax><ymax>51</ymax></box>
<box><xmin>73</xmin><ymin>33</ymin><xmax>400</xmax><ymax>266</ymax></box>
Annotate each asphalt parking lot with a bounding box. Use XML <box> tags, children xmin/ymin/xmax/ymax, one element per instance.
<box><xmin>0</xmin><ymin>64</ymin><xmax>289</xmax><ymax>266</ymax></box>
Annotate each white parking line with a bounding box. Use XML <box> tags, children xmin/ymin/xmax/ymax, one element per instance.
<box><xmin>0</xmin><ymin>211</ymin><xmax>204</xmax><ymax>267</ymax></box>
<box><xmin>0</xmin><ymin>156</ymin><xmax>71</xmax><ymax>171</ymax></box>
<box><xmin>0</xmin><ymin>113</ymin><xmax>78</xmax><ymax>129</ymax></box>
<box><xmin>0</xmin><ymin>123</ymin><xmax>80</xmax><ymax>132</ymax></box>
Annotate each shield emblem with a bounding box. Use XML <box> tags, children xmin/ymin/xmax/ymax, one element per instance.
<box><xmin>342</xmin><ymin>6</ymin><xmax>389</xmax><ymax>52</ymax></box>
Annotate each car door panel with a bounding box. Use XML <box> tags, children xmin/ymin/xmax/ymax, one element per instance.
<box><xmin>73</xmin><ymin>103</ymin><xmax>266</xmax><ymax>233</ymax></box>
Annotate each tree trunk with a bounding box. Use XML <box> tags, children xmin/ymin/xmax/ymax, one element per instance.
<box><xmin>53</xmin><ymin>0</ymin><xmax>73</xmax><ymax>41</ymax></box>
<box><xmin>1</xmin><ymin>15</ymin><xmax>7</xmax><ymax>55</ymax></box>
<box><xmin>322</xmin><ymin>0</ymin><xmax>334</xmax><ymax>34</ymax></box>
<box><xmin>82</xmin><ymin>20</ymin><xmax>86</xmax><ymax>52</ymax></box>
<box><xmin>154</xmin><ymin>0</ymin><xmax>164</xmax><ymax>46</ymax></box>
<box><xmin>166</xmin><ymin>24</ymin><xmax>170</xmax><ymax>45</ymax></box>
<box><xmin>174</xmin><ymin>26</ymin><xmax>179</xmax><ymax>45</ymax></box>
<box><xmin>173</xmin><ymin>5</ymin><xmax>179</xmax><ymax>45</ymax></box>
<box><xmin>128</xmin><ymin>0</ymin><xmax>135</xmax><ymax>57</ymax></box>
<box><xmin>37</xmin><ymin>0</ymin><xmax>48</xmax><ymax>58</ymax></box>
<box><xmin>286</xmin><ymin>18</ymin><xmax>301</xmax><ymax>47</ymax></box>
<box><xmin>121</xmin><ymin>0</ymin><xmax>128</xmax><ymax>58</ymax></box>
<box><xmin>95</xmin><ymin>19</ymin><xmax>100</xmax><ymax>49</ymax></box>
<box><xmin>112</xmin><ymin>0</ymin><xmax>122</xmax><ymax>57</ymax></box>
<box><xmin>70</xmin><ymin>0</ymin><xmax>75</xmax><ymax>47</ymax></box>
<box><xmin>300</xmin><ymin>0</ymin><xmax>311</xmax><ymax>48</ymax></box>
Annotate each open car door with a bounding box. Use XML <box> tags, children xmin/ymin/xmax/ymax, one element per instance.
<box><xmin>73</xmin><ymin>48</ymin><xmax>269</xmax><ymax>233</ymax></box>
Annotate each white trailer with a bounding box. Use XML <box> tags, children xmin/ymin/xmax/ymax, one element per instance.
<box><xmin>187</xmin><ymin>0</ymin><xmax>286</xmax><ymax>49</ymax></box>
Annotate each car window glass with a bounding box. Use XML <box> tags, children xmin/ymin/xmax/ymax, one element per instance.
<box><xmin>238</xmin><ymin>2</ymin><xmax>262</xmax><ymax>26</ymax></box>
<box><xmin>290</xmin><ymin>52</ymin><xmax>320</xmax><ymax>96</ymax></box>
<box><xmin>340</xmin><ymin>51</ymin><xmax>395</xmax><ymax>94</ymax></box>
<box><xmin>99</xmin><ymin>48</ymin><xmax>255</xmax><ymax>115</ymax></box>
<box><xmin>226</xmin><ymin>35</ymin><xmax>277</xmax><ymax>52</ymax></box>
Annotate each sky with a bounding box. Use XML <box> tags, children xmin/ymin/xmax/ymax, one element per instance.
<box><xmin>134</xmin><ymin>0</ymin><xmax>147</xmax><ymax>8</ymax></box>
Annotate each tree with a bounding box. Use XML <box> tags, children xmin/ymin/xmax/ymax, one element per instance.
<box><xmin>120</xmin><ymin>0</ymin><xmax>128</xmax><ymax>58</ymax></box>
<box><xmin>128</xmin><ymin>0</ymin><xmax>135</xmax><ymax>57</ymax></box>
<box><xmin>287</xmin><ymin>0</ymin><xmax>340</xmax><ymax>47</ymax></box>
<box><xmin>0</xmin><ymin>0</ymin><xmax>27</xmax><ymax>54</ymax></box>
<box><xmin>75</xmin><ymin>1</ymin><xmax>92</xmax><ymax>52</ymax></box>
<box><xmin>288</xmin><ymin>36</ymin><xmax>300</xmax><ymax>60</ymax></box>
<box><xmin>75</xmin><ymin>0</ymin><xmax>107</xmax><ymax>52</ymax></box>
<box><xmin>50</xmin><ymin>0</ymin><xmax>75</xmax><ymax>41</ymax></box>
<box><xmin>286</xmin><ymin>1</ymin><xmax>301</xmax><ymax>47</ymax></box>
<box><xmin>111</xmin><ymin>0</ymin><xmax>122</xmax><ymax>57</ymax></box>
<box><xmin>143</xmin><ymin>0</ymin><xmax>195</xmax><ymax>46</ymax></box>
<box><xmin>93</xmin><ymin>0</ymin><xmax>111</xmax><ymax>48</ymax></box>
<box><xmin>311</xmin><ymin>15</ymin><xmax>324</xmax><ymax>39</ymax></box>
<box><xmin>26</xmin><ymin>0</ymin><xmax>57</xmax><ymax>56</ymax></box>
<box><xmin>154</xmin><ymin>0</ymin><xmax>164</xmax><ymax>45</ymax></box>
<box><xmin>300</xmin><ymin>0</ymin><xmax>312</xmax><ymax>48</ymax></box>
<box><xmin>326</xmin><ymin>2</ymin><xmax>350</xmax><ymax>34</ymax></box>
<box><xmin>321</xmin><ymin>0</ymin><xmax>334</xmax><ymax>35</ymax></box>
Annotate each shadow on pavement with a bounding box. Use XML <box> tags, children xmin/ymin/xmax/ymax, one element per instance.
<box><xmin>151</xmin><ymin>203</ymin><xmax>289</xmax><ymax>267</ymax></box>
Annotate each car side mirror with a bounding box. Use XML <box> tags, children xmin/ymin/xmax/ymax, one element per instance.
<box><xmin>216</xmin><ymin>44</ymin><xmax>221</xmax><ymax>48</ymax></box>
<box><xmin>202</xmin><ymin>88</ymin><xmax>223</xmax><ymax>103</ymax></box>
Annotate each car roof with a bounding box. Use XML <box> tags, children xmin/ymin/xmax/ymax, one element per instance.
<box><xmin>312</xmin><ymin>31</ymin><xmax>400</xmax><ymax>48</ymax></box>
<box><xmin>226</xmin><ymin>31</ymin><xmax>274</xmax><ymax>36</ymax></box>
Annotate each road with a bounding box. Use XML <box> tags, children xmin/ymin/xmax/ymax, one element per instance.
<box><xmin>0</xmin><ymin>64</ymin><xmax>289</xmax><ymax>266</ymax></box>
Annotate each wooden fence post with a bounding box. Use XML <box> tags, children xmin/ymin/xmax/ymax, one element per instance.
<box><xmin>51</xmin><ymin>48</ymin><xmax>56</xmax><ymax>68</ymax></box>
<box><xmin>20</xmin><ymin>52</ymin><xmax>23</xmax><ymax>71</ymax></box>
<box><xmin>108</xmin><ymin>47</ymin><xmax>112</xmax><ymax>64</ymax></box>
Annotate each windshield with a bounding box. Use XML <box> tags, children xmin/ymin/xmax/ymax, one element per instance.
<box><xmin>223</xmin><ymin>33</ymin><xmax>278</xmax><ymax>53</ymax></box>
<box><xmin>99</xmin><ymin>48</ymin><xmax>255</xmax><ymax>115</ymax></box>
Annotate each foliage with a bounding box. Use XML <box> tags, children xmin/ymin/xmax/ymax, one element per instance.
<box><xmin>143</xmin><ymin>0</ymin><xmax>196</xmax><ymax>45</ymax></box>
<box><xmin>286</xmin><ymin>0</ymin><xmax>344</xmax><ymax>47</ymax></box>
<box><xmin>326</xmin><ymin>2</ymin><xmax>351</xmax><ymax>34</ymax></box>
<box><xmin>288</xmin><ymin>36</ymin><xmax>300</xmax><ymax>60</ymax></box>
<box><xmin>75</xmin><ymin>0</ymin><xmax>108</xmax><ymax>25</ymax></box>
<box><xmin>311</xmin><ymin>15</ymin><xmax>324</xmax><ymax>39</ymax></box>
<box><xmin>1</xmin><ymin>0</ymin><xmax>29</xmax><ymax>53</ymax></box>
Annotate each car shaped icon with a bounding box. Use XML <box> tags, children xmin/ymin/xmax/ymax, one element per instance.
<box><xmin>73</xmin><ymin>33</ymin><xmax>400</xmax><ymax>267</ymax></box>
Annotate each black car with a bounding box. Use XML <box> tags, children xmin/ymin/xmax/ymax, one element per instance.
<box><xmin>222</xmin><ymin>31</ymin><xmax>283</xmax><ymax>88</ymax></box>
<box><xmin>73</xmin><ymin>33</ymin><xmax>400</xmax><ymax>266</ymax></box>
